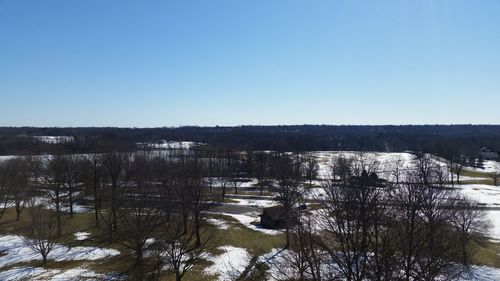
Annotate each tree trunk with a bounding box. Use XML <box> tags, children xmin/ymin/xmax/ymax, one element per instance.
<box><xmin>461</xmin><ymin>240</ymin><xmax>468</xmax><ymax>267</ymax></box>
<box><xmin>56</xmin><ymin>210</ymin><xmax>62</xmax><ymax>238</ymax></box>
<box><xmin>94</xmin><ymin>189</ymin><xmax>99</xmax><ymax>227</ymax></box>
<box><xmin>136</xmin><ymin>245</ymin><xmax>143</xmax><ymax>265</ymax></box>
<box><xmin>182</xmin><ymin>211</ymin><xmax>188</xmax><ymax>235</ymax></box>
<box><xmin>195</xmin><ymin>211</ymin><xmax>201</xmax><ymax>246</ymax></box>
<box><xmin>69</xmin><ymin>189</ymin><xmax>74</xmax><ymax>218</ymax></box>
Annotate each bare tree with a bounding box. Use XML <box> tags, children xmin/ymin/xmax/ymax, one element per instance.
<box><xmin>3</xmin><ymin>158</ymin><xmax>31</xmax><ymax>221</ymax></box>
<box><xmin>389</xmin><ymin>165</ymin><xmax>463</xmax><ymax>281</ymax></box>
<box><xmin>62</xmin><ymin>154</ymin><xmax>82</xmax><ymax>218</ymax></box>
<box><xmin>205</xmin><ymin>152</ymin><xmax>217</xmax><ymax>193</ymax></box>
<box><xmin>434</xmin><ymin>164</ymin><xmax>450</xmax><ymax>188</ymax></box>
<box><xmin>418</xmin><ymin>182</ymin><xmax>456</xmax><ymax>280</ymax></box>
<box><xmin>215</xmin><ymin>153</ymin><xmax>233</xmax><ymax>201</ymax></box>
<box><xmin>254</xmin><ymin>151</ymin><xmax>270</xmax><ymax>195</ymax></box>
<box><xmin>319</xmin><ymin>168</ymin><xmax>387</xmax><ymax>281</ymax></box>
<box><xmin>183</xmin><ymin>152</ymin><xmax>207</xmax><ymax>247</ymax></box>
<box><xmin>450</xmin><ymin>196</ymin><xmax>491</xmax><ymax>268</ymax></box>
<box><xmin>116</xmin><ymin>191</ymin><xmax>165</xmax><ymax>275</ymax></box>
<box><xmin>491</xmin><ymin>166</ymin><xmax>500</xmax><ymax>186</ymax></box>
<box><xmin>150</xmin><ymin>218</ymin><xmax>212</xmax><ymax>281</ymax></box>
<box><xmin>25</xmin><ymin>201</ymin><xmax>58</xmax><ymax>264</ymax></box>
<box><xmin>454</xmin><ymin>162</ymin><xmax>464</xmax><ymax>184</ymax></box>
<box><xmin>390</xmin><ymin>177</ymin><xmax>427</xmax><ymax>281</ymax></box>
<box><xmin>0</xmin><ymin>163</ymin><xmax>10</xmax><ymax>220</ymax></box>
<box><xmin>272</xmin><ymin>154</ymin><xmax>302</xmax><ymax>247</ymax></box>
<box><xmin>332</xmin><ymin>154</ymin><xmax>353</xmax><ymax>185</ymax></box>
<box><xmin>304</xmin><ymin>154</ymin><xmax>319</xmax><ymax>186</ymax></box>
<box><xmin>230</xmin><ymin>178</ymin><xmax>242</xmax><ymax>195</ymax></box>
<box><xmin>83</xmin><ymin>153</ymin><xmax>103</xmax><ymax>227</ymax></box>
<box><xmin>100</xmin><ymin>151</ymin><xmax>131</xmax><ymax>243</ymax></box>
<box><xmin>277</xmin><ymin>216</ymin><xmax>324</xmax><ymax>281</ymax></box>
<box><xmin>43</xmin><ymin>154</ymin><xmax>67</xmax><ymax>237</ymax></box>
<box><xmin>388</xmin><ymin>156</ymin><xmax>405</xmax><ymax>184</ymax></box>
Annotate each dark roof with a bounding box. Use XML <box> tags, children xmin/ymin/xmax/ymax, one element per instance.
<box><xmin>261</xmin><ymin>206</ymin><xmax>287</xmax><ymax>221</ymax></box>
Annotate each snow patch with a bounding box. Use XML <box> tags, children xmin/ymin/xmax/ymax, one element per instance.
<box><xmin>138</xmin><ymin>141</ymin><xmax>203</xmax><ymax>150</ymax></box>
<box><xmin>0</xmin><ymin>266</ymin><xmax>120</xmax><ymax>281</ymax></box>
<box><xmin>207</xmin><ymin>218</ymin><xmax>230</xmax><ymax>230</ymax></box>
<box><xmin>33</xmin><ymin>136</ymin><xmax>74</xmax><ymax>144</ymax></box>
<box><xmin>204</xmin><ymin>246</ymin><xmax>252</xmax><ymax>281</ymax></box>
<box><xmin>210</xmin><ymin>212</ymin><xmax>281</xmax><ymax>235</ymax></box>
<box><xmin>74</xmin><ymin>232</ymin><xmax>90</xmax><ymax>241</ymax></box>
<box><xmin>0</xmin><ymin>235</ymin><xmax>120</xmax><ymax>268</ymax></box>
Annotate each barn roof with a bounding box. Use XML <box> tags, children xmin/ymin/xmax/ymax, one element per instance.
<box><xmin>261</xmin><ymin>206</ymin><xmax>287</xmax><ymax>221</ymax></box>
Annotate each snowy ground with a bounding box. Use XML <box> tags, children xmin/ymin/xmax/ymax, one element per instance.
<box><xmin>33</xmin><ymin>136</ymin><xmax>75</xmax><ymax>144</ymax></box>
<box><xmin>0</xmin><ymin>234</ymin><xmax>121</xmax><ymax>280</ymax></box>
<box><xmin>453</xmin><ymin>184</ymin><xmax>500</xmax><ymax>240</ymax></box>
<box><xmin>0</xmin><ymin>155</ymin><xmax>18</xmax><ymax>162</ymax></box>
<box><xmin>312</xmin><ymin>151</ymin><xmax>499</xmax><ymax>181</ymax></box>
<box><xmin>457</xmin><ymin>184</ymin><xmax>500</xmax><ymax>208</ymax></box>
<box><xmin>74</xmin><ymin>232</ymin><xmax>91</xmax><ymax>241</ymax></box>
<box><xmin>464</xmin><ymin>160</ymin><xmax>500</xmax><ymax>174</ymax></box>
<box><xmin>224</xmin><ymin>197</ymin><xmax>278</xmax><ymax>209</ymax></box>
<box><xmin>313</xmin><ymin>151</ymin><xmax>417</xmax><ymax>180</ymax></box>
<box><xmin>486</xmin><ymin>210</ymin><xmax>500</xmax><ymax>241</ymax></box>
<box><xmin>32</xmin><ymin>194</ymin><xmax>90</xmax><ymax>214</ymax></box>
<box><xmin>204</xmin><ymin>246</ymin><xmax>252</xmax><ymax>281</ymax></box>
<box><xmin>0</xmin><ymin>235</ymin><xmax>119</xmax><ymax>268</ymax></box>
<box><xmin>210</xmin><ymin>212</ymin><xmax>282</xmax><ymax>235</ymax></box>
<box><xmin>259</xmin><ymin>248</ymin><xmax>500</xmax><ymax>281</ymax></box>
<box><xmin>0</xmin><ymin>266</ymin><xmax>121</xmax><ymax>281</ymax></box>
<box><xmin>137</xmin><ymin>140</ymin><xmax>204</xmax><ymax>150</ymax></box>
<box><xmin>207</xmin><ymin>218</ymin><xmax>230</xmax><ymax>230</ymax></box>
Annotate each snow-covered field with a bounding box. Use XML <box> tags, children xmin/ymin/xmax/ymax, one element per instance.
<box><xmin>33</xmin><ymin>136</ymin><xmax>75</xmax><ymax>144</ymax></box>
<box><xmin>464</xmin><ymin>160</ymin><xmax>500</xmax><ymax>174</ymax></box>
<box><xmin>458</xmin><ymin>184</ymin><xmax>500</xmax><ymax>208</ymax></box>
<box><xmin>313</xmin><ymin>151</ymin><xmax>417</xmax><ymax>180</ymax></box>
<box><xmin>312</xmin><ymin>151</ymin><xmax>499</xmax><ymax>180</ymax></box>
<box><xmin>137</xmin><ymin>140</ymin><xmax>204</xmax><ymax>150</ymax></box>
<box><xmin>452</xmin><ymin>184</ymin><xmax>500</xmax><ymax>240</ymax></box>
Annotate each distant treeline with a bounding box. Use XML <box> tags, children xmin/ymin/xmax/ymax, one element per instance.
<box><xmin>1</xmin><ymin>125</ymin><xmax>499</xmax><ymax>159</ymax></box>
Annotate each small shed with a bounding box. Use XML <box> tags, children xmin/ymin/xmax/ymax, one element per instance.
<box><xmin>259</xmin><ymin>206</ymin><xmax>299</xmax><ymax>229</ymax></box>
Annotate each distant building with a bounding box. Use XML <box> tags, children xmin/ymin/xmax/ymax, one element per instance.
<box><xmin>349</xmin><ymin>170</ymin><xmax>387</xmax><ymax>187</ymax></box>
<box><xmin>480</xmin><ymin>147</ymin><xmax>498</xmax><ymax>160</ymax></box>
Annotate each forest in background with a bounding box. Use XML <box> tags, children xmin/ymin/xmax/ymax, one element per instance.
<box><xmin>1</xmin><ymin>125</ymin><xmax>499</xmax><ymax>162</ymax></box>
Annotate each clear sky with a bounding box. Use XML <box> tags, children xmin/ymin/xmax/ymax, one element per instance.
<box><xmin>1</xmin><ymin>0</ymin><xmax>499</xmax><ymax>127</ymax></box>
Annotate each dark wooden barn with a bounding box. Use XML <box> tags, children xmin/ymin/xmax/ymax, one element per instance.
<box><xmin>259</xmin><ymin>206</ymin><xmax>301</xmax><ymax>229</ymax></box>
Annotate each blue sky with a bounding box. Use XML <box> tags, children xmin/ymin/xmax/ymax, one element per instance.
<box><xmin>1</xmin><ymin>0</ymin><xmax>499</xmax><ymax>127</ymax></box>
